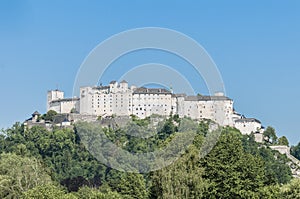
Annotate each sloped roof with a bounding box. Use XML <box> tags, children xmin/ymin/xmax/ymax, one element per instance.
<box><xmin>133</xmin><ymin>87</ymin><xmax>172</xmax><ymax>94</ymax></box>
<box><xmin>32</xmin><ymin>111</ymin><xmax>41</xmax><ymax>116</ymax></box>
<box><xmin>184</xmin><ymin>95</ymin><xmax>232</xmax><ymax>101</ymax></box>
<box><xmin>235</xmin><ymin>118</ymin><xmax>261</xmax><ymax>124</ymax></box>
<box><xmin>50</xmin><ymin>98</ymin><xmax>80</xmax><ymax>103</ymax></box>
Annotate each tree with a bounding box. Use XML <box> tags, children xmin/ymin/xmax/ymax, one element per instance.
<box><xmin>291</xmin><ymin>142</ymin><xmax>300</xmax><ymax>160</ymax></box>
<box><xmin>258</xmin><ymin>147</ymin><xmax>292</xmax><ymax>185</ymax></box>
<box><xmin>263</xmin><ymin>126</ymin><xmax>278</xmax><ymax>144</ymax></box>
<box><xmin>278</xmin><ymin>136</ymin><xmax>289</xmax><ymax>146</ymax></box>
<box><xmin>104</xmin><ymin>169</ymin><xmax>148</xmax><ymax>199</ymax></box>
<box><xmin>258</xmin><ymin>185</ymin><xmax>281</xmax><ymax>199</ymax></box>
<box><xmin>41</xmin><ymin>110</ymin><xmax>57</xmax><ymax>122</ymax></box>
<box><xmin>0</xmin><ymin>153</ymin><xmax>53</xmax><ymax>198</ymax></box>
<box><xmin>22</xmin><ymin>184</ymin><xmax>76</xmax><ymax>199</ymax></box>
<box><xmin>280</xmin><ymin>178</ymin><xmax>300</xmax><ymax>199</ymax></box>
<box><xmin>200</xmin><ymin>129</ymin><xmax>266</xmax><ymax>198</ymax></box>
<box><xmin>117</xmin><ymin>173</ymin><xmax>148</xmax><ymax>199</ymax></box>
<box><xmin>150</xmin><ymin>146</ymin><xmax>209</xmax><ymax>199</ymax></box>
<box><xmin>75</xmin><ymin>186</ymin><xmax>123</xmax><ymax>199</ymax></box>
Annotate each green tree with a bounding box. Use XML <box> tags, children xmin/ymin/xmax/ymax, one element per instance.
<box><xmin>259</xmin><ymin>147</ymin><xmax>292</xmax><ymax>184</ymax></box>
<box><xmin>150</xmin><ymin>146</ymin><xmax>208</xmax><ymax>199</ymax></box>
<box><xmin>117</xmin><ymin>173</ymin><xmax>148</xmax><ymax>199</ymax></box>
<box><xmin>258</xmin><ymin>185</ymin><xmax>281</xmax><ymax>199</ymax></box>
<box><xmin>75</xmin><ymin>186</ymin><xmax>123</xmax><ymax>199</ymax></box>
<box><xmin>105</xmin><ymin>169</ymin><xmax>147</xmax><ymax>199</ymax></box>
<box><xmin>278</xmin><ymin>136</ymin><xmax>289</xmax><ymax>146</ymax></box>
<box><xmin>241</xmin><ymin>133</ymin><xmax>292</xmax><ymax>184</ymax></box>
<box><xmin>22</xmin><ymin>184</ymin><xmax>76</xmax><ymax>199</ymax></box>
<box><xmin>280</xmin><ymin>178</ymin><xmax>300</xmax><ymax>199</ymax></box>
<box><xmin>200</xmin><ymin>129</ymin><xmax>266</xmax><ymax>198</ymax></box>
<box><xmin>41</xmin><ymin>110</ymin><xmax>57</xmax><ymax>122</ymax></box>
<box><xmin>0</xmin><ymin>153</ymin><xmax>53</xmax><ymax>198</ymax></box>
<box><xmin>291</xmin><ymin>142</ymin><xmax>300</xmax><ymax>160</ymax></box>
<box><xmin>263</xmin><ymin>126</ymin><xmax>278</xmax><ymax>144</ymax></box>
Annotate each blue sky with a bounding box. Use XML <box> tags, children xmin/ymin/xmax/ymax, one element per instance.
<box><xmin>0</xmin><ymin>1</ymin><xmax>300</xmax><ymax>144</ymax></box>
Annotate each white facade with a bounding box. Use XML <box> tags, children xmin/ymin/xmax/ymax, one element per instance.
<box><xmin>234</xmin><ymin>118</ymin><xmax>262</xmax><ymax>135</ymax></box>
<box><xmin>47</xmin><ymin>80</ymin><xmax>264</xmax><ymax>132</ymax></box>
<box><xmin>47</xmin><ymin>90</ymin><xmax>80</xmax><ymax>114</ymax></box>
<box><xmin>47</xmin><ymin>90</ymin><xmax>64</xmax><ymax>110</ymax></box>
<box><xmin>80</xmin><ymin>81</ymin><xmax>175</xmax><ymax>118</ymax></box>
<box><xmin>175</xmin><ymin>95</ymin><xmax>234</xmax><ymax>126</ymax></box>
<box><xmin>78</xmin><ymin>81</ymin><xmax>236</xmax><ymax>126</ymax></box>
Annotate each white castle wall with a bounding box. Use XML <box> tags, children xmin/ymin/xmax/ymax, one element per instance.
<box><xmin>47</xmin><ymin>90</ymin><xmax>64</xmax><ymax>110</ymax></box>
<box><xmin>47</xmin><ymin>81</ymin><xmax>264</xmax><ymax>135</ymax></box>
<box><xmin>77</xmin><ymin>82</ymin><xmax>236</xmax><ymax>126</ymax></box>
<box><xmin>47</xmin><ymin>90</ymin><xmax>79</xmax><ymax>114</ymax></box>
<box><xmin>234</xmin><ymin>118</ymin><xmax>262</xmax><ymax>135</ymax></box>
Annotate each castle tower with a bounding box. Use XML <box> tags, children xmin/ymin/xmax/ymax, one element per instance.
<box><xmin>47</xmin><ymin>90</ymin><xmax>64</xmax><ymax>111</ymax></box>
<box><xmin>120</xmin><ymin>80</ymin><xmax>129</xmax><ymax>91</ymax></box>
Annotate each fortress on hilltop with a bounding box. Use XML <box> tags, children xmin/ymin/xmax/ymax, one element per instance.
<box><xmin>22</xmin><ymin>80</ymin><xmax>300</xmax><ymax>178</ymax></box>
<box><xmin>46</xmin><ymin>80</ymin><xmax>265</xmax><ymax>139</ymax></box>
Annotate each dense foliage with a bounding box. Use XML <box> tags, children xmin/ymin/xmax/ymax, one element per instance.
<box><xmin>291</xmin><ymin>142</ymin><xmax>300</xmax><ymax>161</ymax></box>
<box><xmin>0</xmin><ymin>115</ymin><xmax>298</xmax><ymax>198</ymax></box>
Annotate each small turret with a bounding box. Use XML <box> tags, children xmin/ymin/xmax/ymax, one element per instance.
<box><xmin>32</xmin><ymin>111</ymin><xmax>41</xmax><ymax>122</ymax></box>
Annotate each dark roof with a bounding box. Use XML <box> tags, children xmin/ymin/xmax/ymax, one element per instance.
<box><xmin>233</xmin><ymin>112</ymin><xmax>242</xmax><ymax>116</ymax></box>
<box><xmin>32</xmin><ymin>111</ymin><xmax>41</xmax><ymax>116</ymax></box>
<box><xmin>93</xmin><ymin>86</ymin><xmax>110</xmax><ymax>90</ymax></box>
<box><xmin>172</xmin><ymin>93</ymin><xmax>187</xmax><ymax>97</ymax></box>
<box><xmin>184</xmin><ymin>95</ymin><xmax>232</xmax><ymax>101</ymax></box>
<box><xmin>47</xmin><ymin>89</ymin><xmax>62</xmax><ymax>92</ymax></box>
<box><xmin>51</xmin><ymin>98</ymin><xmax>80</xmax><ymax>103</ymax></box>
<box><xmin>110</xmin><ymin>80</ymin><xmax>117</xmax><ymax>84</ymax></box>
<box><xmin>235</xmin><ymin>118</ymin><xmax>261</xmax><ymax>124</ymax></box>
<box><xmin>120</xmin><ymin>80</ymin><xmax>128</xmax><ymax>83</ymax></box>
<box><xmin>133</xmin><ymin>87</ymin><xmax>172</xmax><ymax>94</ymax></box>
<box><xmin>25</xmin><ymin>117</ymin><xmax>32</xmax><ymax>122</ymax></box>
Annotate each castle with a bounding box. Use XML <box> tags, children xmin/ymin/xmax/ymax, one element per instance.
<box><xmin>46</xmin><ymin>80</ymin><xmax>264</xmax><ymax>139</ymax></box>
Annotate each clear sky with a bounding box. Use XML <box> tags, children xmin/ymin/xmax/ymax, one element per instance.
<box><xmin>1</xmin><ymin>1</ymin><xmax>300</xmax><ymax>144</ymax></box>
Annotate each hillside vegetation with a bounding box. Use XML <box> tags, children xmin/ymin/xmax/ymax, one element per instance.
<box><xmin>0</xmin><ymin>115</ymin><xmax>299</xmax><ymax>198</ymax></box>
